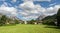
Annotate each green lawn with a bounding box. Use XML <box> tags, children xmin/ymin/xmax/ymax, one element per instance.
<box><xmin>0</xmin><ymin>24</ymin><xmax>60</xmax><ymax>33</ymax></box>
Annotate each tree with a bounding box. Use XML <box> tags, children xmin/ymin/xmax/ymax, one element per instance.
<box><xmin>0</xmin><ymin>15</ymin><xmax>7</xmax><ymax>26</ymax></box>
<box><xmin>42</xmin><ymin>14</ymin><xmax>57</xmax><ymax>25</ymax></box>
<box><xmin>29</xmin><ymin>19</ymin><xmax>36</xmax><ymax>24</ymax></box>
<box><xmin>57</xmin><ymin>8</ymin><xmax>60</xmax><ymax>26</ymax></box>
<box><xmin>14</xmin><ymin>19</ymin><xmax>20</xmax><ymax>24</ymax></box>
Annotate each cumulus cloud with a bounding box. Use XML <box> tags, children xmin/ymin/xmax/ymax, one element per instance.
<box><xmin>0</xmin><ymin>2</ymin><xmax>18</xmax><ymax>16</ymax></box>
<box><xmin>19</xmin><ymin>1</ymin><xmax>45</xmax><ymax>13</ymax></box>
<box><xmin>0</xmin><ymin>0</ymin><xmax>60</xmax><ymax>20</ymax></box>
<box><xmin>22</xmin><ymin>15</ymin><xmax>38</xmax><ymax>20</ymax></box>
<box><xmin>19</xmin><ymin>1</ymin><xmax>46</xmax><ymax>20</ymax></box>
<box><xmin>19</xmin><ymin>11</ymin><xmax>29</xmax><ymax>16</ymax></box>
<box><xmin>19</xmin><ymin>1</ymin><xmax>60</xmax><ymax>20</ymax></box>
<box><xmin>49</xmin><ymin>3</ymin><xmax>57</xmax><ymax>6</ymax></box>
<box><xmin>45</xmin><ymin>5</ymin><xmax>60</xmax><ymax>16</ymax></box>
<box><xmin>0</xmin><ymin>7</ymin><xmax>17</xmax><ymax>16</ymax></box>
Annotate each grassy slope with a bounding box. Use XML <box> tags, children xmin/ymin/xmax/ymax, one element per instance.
<box><xmin>0</xmin><ymin>24</ymin><xmax>60</xmax><ymax>33</ymax></box>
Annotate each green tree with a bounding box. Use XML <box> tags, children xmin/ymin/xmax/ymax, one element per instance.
<box><xmin>57</xmin><ymin>8</ymin><xmax>60</xmax><ymax>26</ymax></box>
<box><xmin>42</xmin><ymin>14</ymin><xmax>57</xmax><ymax>25</ymax></box>
<box><xmin>29</xmin><ymin>19</ymin><xmax>36</xmax><ymax>24</ymax></box>
<box><xmin>14</xmin><ymin>19</ymin><xmax>20</xmax><ymax>24</ymax></box>
<box><xmin>0</xmin><ymin>15</ymin><xmax>7</xmax><ymax>26</ymax></box>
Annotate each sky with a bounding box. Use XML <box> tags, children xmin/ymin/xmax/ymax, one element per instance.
<box><xmin>0</xmin><ymin>0</ymin><xmax>60</xmax><ymax>21</ymax></box>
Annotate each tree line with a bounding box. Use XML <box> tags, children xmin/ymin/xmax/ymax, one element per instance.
<box><xmin>0</xmin><ymin>14</ymin><xmax>21</xmax><ymax>26</ymax></box>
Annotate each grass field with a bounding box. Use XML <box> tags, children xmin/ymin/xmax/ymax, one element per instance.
<box><xmin>0</xmin><ymin>24</ymin><xmax>60</xmax><ymax>33</ymax></box>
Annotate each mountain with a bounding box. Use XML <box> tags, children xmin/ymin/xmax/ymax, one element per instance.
<box><xmin>42</xmin><ymin>14</ymin><xmax>57</xmax><ymax>21</ymax></box>
<box><xmin>0</xmin><ymin>13</ymin><xmax>23</xmax><ymax>25</ymax></box>
<box><xmin>36</xmin><ymin>15</ymin><xmax>46</xmax><ymax>21</ymax></box>
<box><xmin>41</xmin><ymin>14</ymin><xmax>57</xmax><ymax>25</ymax></box>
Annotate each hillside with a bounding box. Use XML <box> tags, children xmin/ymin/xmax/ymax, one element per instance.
<box><xmin>0</xmin><ymin>13</ymin><xmax>23</xmax><ymax>26</ymax></box>
<box><xmin>41</xmin><ymin>14</ymin><xmax>57</xmax><ymax>25</ymax></box>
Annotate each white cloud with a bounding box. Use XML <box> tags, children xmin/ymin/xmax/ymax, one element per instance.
<box><xmin>20</xmin><ymin>1</ymin><xmax>35</xmax><ymax>10</ymax></box>
<box><xmin>49</xmin><ymin>3</ymin><xmax>56</xmax><ymax>6</ymax></box>
<box><xmin>22</xmin><ymin>15</ymin><xmax>38</xmax><ymax>20</ymax></box>
<box><xmin>0</xmin><ymin>3</ymin><xmax>18</xmax><ymax>16</ymax></box>
<box><xmin>19</xmin><ymin>1</ymin><xmax>46</xmax><ymax>20</ymax></box>
<box><xmin>0</xmin><ymin>0</ymin><xmax>60</xmax><ymax>20</ymax></box>
<box><xmin>0</xmin><ymin>7</ymin><xmax>17</xmax><ymax>16</ymax></box>
<box><xmin>19</xmin><ymin>11</ymin><xmax>29</xmax><ymax>16</ymax></box>
<box><xmin>45</xmin><ymin>5</ymin><xmax>60</xmax><ymax>16</ymax></box>
<box><xmin>19</xmin><ymin>0</ymin><xmax>60</xmax><ymax>20</ymax></box>
<box><xmin>19</xmin><ymin>1</ymin><xmax>45</xmax><ymax>13</ymax></box>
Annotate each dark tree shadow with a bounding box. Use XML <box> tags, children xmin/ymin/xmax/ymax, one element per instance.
<box><xmin>0</xmin><ymin>24</ymin><xmax>17</xmax><ymax>27</ymax></box>
<box><xmin>44</xmin><ymin>25</ymin><xmax>60</xmax><ymax>29</ymax></box>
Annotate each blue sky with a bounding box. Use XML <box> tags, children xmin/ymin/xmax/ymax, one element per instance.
<box><xmin>0</xmin><ymin>0</ymin><xmax>60</xmax><ymax>21</ymax></box>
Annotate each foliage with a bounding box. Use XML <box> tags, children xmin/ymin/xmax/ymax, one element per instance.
<box><xmin>0</xmin><ymin>14</ymin><xmax>21</xmax><ymax>26</ymax></box>
<box><xmin>14</xmin><ymin>19</ymin><xmax>20</xmax><ymax>24</ymax></box>
<box><xmin>42</xmin><ymin>14</ymin><xmax>57</xmax><ymax>25</ymax></box>
<box><xmin>57</xmin><ymin>8</ymin><xmax>60</xmax><ymax>26</ymax></box>
<box><xmin>0</xmin><ymin>15</ymin><xmax>7</xmax><ymax>26</ymax></box>
<box><xmin>28</xmin><ymin>19</ymin><xmax>37</xmax><ymax>24</ymax></box>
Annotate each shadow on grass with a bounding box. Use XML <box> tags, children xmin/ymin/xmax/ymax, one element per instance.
<box><xmin>0</xmin><ymin>24</ymin><xmax>17</xmax><ymax>27</ymax></box>
<box><xmin>44</xmin><ymin>25</ymin><xmax>60</xmax><ymax>29</ymax></box>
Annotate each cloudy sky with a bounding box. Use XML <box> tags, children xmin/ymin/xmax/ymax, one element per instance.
<box><xmin>0</xmin><ymin>0</ymin><xmax>60</xmax><ymax>20</ymax></box>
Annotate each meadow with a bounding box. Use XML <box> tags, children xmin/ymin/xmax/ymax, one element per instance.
<box><xmin>0</xmin><ymin>24</ymin><xmax>60</xmax><ymax>33</ymax></box>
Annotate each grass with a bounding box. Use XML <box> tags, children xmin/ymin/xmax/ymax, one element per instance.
<box><xmin>0</xmin><ymin>24</ymin><xmax>60</xmax><ymax>33</ymax></box>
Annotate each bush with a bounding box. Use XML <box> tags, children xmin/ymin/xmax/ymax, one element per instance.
<box><xmin>0</xmin><ymin>15</ymin><xmax>7</xmax><ymax>26</ymax></box>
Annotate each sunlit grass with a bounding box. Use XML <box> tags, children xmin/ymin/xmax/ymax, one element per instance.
<box><xmin>0</xmin><ymin>24</ymin><xmax>60</xmax><ymax>33</ymax></box>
